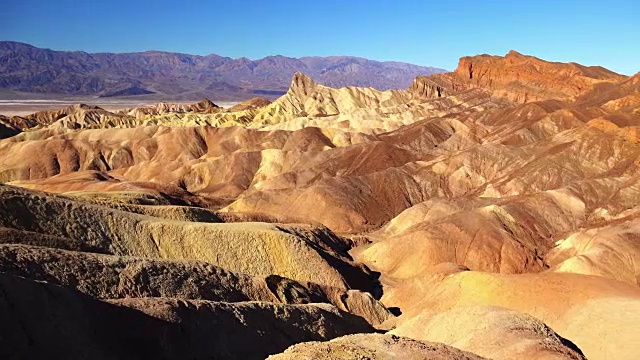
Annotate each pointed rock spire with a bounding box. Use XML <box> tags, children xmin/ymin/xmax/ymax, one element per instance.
<box><xmin>289</xmin><ymin>72</ymin><xmax>317</xmax><ymax>98</ymax></box>
<box><xmin>506</xmin><ymin>50</ymin><xmax>525</xmax><ymax>58</ymax></box>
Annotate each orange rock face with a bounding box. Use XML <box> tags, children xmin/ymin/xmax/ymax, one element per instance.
<box><xmin>0</xmin><ymin>51</ymin><xmax>639</xmax><ymax>359</ymax></box>
<box><xmin>412</xmin><ymin>50</ymin><xmax>626</xmax><ymax>104</ymax></box>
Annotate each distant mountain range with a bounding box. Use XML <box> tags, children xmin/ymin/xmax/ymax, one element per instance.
<box><xmin>0</xmin><ymin>41</ymin><xmax>446</xmax><ymax>100</ymax></box>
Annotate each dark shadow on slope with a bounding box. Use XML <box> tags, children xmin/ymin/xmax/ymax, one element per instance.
<box><xmin>275</xmin><ymin>225</ymin><xmax>383</xmax><ymax>296</ymax></box>
<box><xmin>557</xmin><ymin>335</ymin><xmax>587</xmax><ymax>359</ymax></box>
<box><xmin>387</xmin><ymin>307</ymin><xmax>402</xmax><ymax>316</ymax></box>
<box><xmin>0</xmin><ymin>273</ymin><xmax>374</xmax><ymax>360</ymax></box>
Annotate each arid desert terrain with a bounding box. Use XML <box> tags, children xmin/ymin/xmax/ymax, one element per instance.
<box><xmin>1</xmin><ymin>50</ymin><xmax>639</xmax><ymax>359</ymax></box>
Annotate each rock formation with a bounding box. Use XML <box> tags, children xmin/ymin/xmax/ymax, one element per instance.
<box><xmin>412</xmin><ymin>50</ymin><xmax>626</xmax><ymax>103</ymax></box>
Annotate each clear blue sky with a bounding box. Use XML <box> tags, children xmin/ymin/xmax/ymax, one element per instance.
<box><xmin>2</xmin><ymin>0</ymin><xmax>638</xmax><ymax>74</ymax></box>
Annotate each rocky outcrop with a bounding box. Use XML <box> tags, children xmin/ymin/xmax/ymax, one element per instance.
<box><xmin>122</xmin><ymin>98</ymin><xmax>221</xmax><ymax>119</ymax></box>
<box><xmin>413</xmin><ymin>50</ymin><xmax>626</xmax><ymax>104</ymax></box>
<box><xmin>408</xmin><ymin>76</ymin><xmax>452</xmax><ymax>99</ymax></box>
<box><xmin>340</xmin><ymin>289</ymin><xmax>394</xmax><ymax>327</ymax></box>
<box><xmin>268</xmin><ymin>334</ymin><xmax>486</xmax><ymax>360</ymax></box>
<box><xmin>0</xmin><ymin>244</ymin><xmax>306</xmax><ymax>303</ymax></box>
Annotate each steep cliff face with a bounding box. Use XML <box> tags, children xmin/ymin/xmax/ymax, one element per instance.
<box><xmin>456</xmin><ymin>51</ymin><xmax>624</xmax><ymax>102</ymax></box>
<box><xmin>412</xmin><ymin>51</ymin><xmax>626</xmax><ymax>104</ymax></box>
<box><xmin>290</xmin><ymin>71</ymin><xmax>319</xmax><ymax>100</ymax></box>
<box><xmin>408</xmin><ymin>76</ymin><xmax>451</xmax><ymax>99</ymax></box>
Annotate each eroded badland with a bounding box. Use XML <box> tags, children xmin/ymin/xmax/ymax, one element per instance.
<box><xmin>1</xmin><ymin>50</ymin><xmax>640</xmax><ymax>359</ymax></box>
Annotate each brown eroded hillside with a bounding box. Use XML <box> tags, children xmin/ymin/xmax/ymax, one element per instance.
<box><xmin>0</xmin><ymin>51</ymin><xmax>639</xmax><ymax>359</ymax></box>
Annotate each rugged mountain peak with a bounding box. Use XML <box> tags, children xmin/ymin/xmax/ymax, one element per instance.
<box><xmin>192</xmin><ymin>98</ymin><xmax>219</xmax><ymax>111</ymax></box>
<box><xmin>289</xmin><ymin>72</ymin><xmax>318</xmax><ymax>98</ymax></box>
<box><xmin>505</xmin><ymin>49</ymin><xmax>525</xmax><ymax>58</ymax></box>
